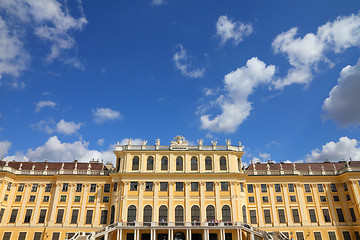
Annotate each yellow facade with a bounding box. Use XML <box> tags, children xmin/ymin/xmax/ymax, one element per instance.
<box><xmin>0</xmin><ymin>136</ymin><xmax>359</xmax><ymax>240</ymax></box>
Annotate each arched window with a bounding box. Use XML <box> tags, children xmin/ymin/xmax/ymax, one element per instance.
<box><xmin>191</xmin><ymin>205</ymin><xmax>200</xmax><ymax>225</ymax></box>
<box><xmin>161</xmin><ymin>156</ymin><xmax>168</xmax><ymax>171</ymax></box>
<box><xmin>220</xmin><ymin>156</ymin><xmax>227</xmax><ymax>171</ymax></box>
<box><xmin>147</xmin><ymin>156</ymin><xmax>154</xmax><ymax>171</ymax></box>
<box><xmin>117</xmin><ymin>157</ymin><xmax>121</xmax><ymax>172</ymax></box>
<box><xmin>110</xmin><ymin>205</ymin><xmax>115</xmax><ymax>224</ymax></box>
<box><xmin>242</xmin><ymin>205</ymin><xmax>247</xmax><ymax>223</ymax></box>
<box><xmin>176</xmin><ymin>156</ymin><xmax>183</xmax><ymax>171</ymax></box>
<box><xmin>191</xmin><ymin>156</ymin><xmax>198</xmax><ymax>171</ymax></box>
<box><xmin>132</xmin><ymin>156</ymin><xmax>139</xmax><ymax>171</ymax></box>
<box><xmin>222</xmin><ymin>205</ymin><xmax>231</xmax><ymax>224</ymax></box>
<box><xmin>205</xmin><ymin>157</ymin><xmax>212</xmax><ymax>170</ymax></box>
<box><xmin>127</xmin><ymin>205</ymin><xmax>136</xmax><ymax>225</ymax></box>
<box><xmin>175</xmin><ymin>205</ymin><xmax>184</xmax><ymax>226</ymax></box>
<box><xmin>143</xmin><ymin>205</ymin><xmax>152</xmax><ymax>226</ymax></box>
<box><xmin>159</xmin><ymin>205</ymin><xmax>168</xmax><ymax>225</ymax></box>
<box><xmin>206</xmin><ymin>205</ymin><xmax>215</xmax><ymax>221</ymax></box>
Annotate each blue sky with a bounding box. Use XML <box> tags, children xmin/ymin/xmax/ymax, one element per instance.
<box><xmin>1</xmin><ymin>0</ymin><xmax>360</xmax><ymax>165</ymax></box>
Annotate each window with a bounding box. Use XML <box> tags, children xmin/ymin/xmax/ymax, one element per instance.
<box><xmin>248</xmin><ymin>196</ymin><xmax>255</xmax><ymax>203</ymax></box>
<box><xmin>130</xmin><ymin>182</ymin><xmax>138</xmax><ymax>191</ymax></box>
<box><xmin>304</xmin><ymin>184</ymin><xmax>311</xmax><ymax>192</ymax></box>
<box><xmin>317</xmin><ymin>184</ymin><xmax>324</xmax><ymax>192</ymax></box>
<box><xmin>52</xmin><ymin>233</ymin><xmax>60</xmax><ymax>240</ymax></box>
<box><xmin>262</xmin><ymin>196</ymin><xmax>269</xmax><ymax>203</ymax></box>
<box><xmin>67</xmin><ymin>233</ymin><xmax>75</xmax><ymax>239</ymax></box>
<box><xmin>45</xmin><ymin>184</ymin><xmax>52</xmax><ymax>192</ymax></box>
<box><xmin>103</xmin><ymin>196</ymin><xmax>109</xmax><ymax>203</ymax></box>
<box><xmin>350</xmin><ymin>208</ymin><xmax>357</xmax><ymax>222</ymax></box>
<box><xmin>282</xmin><ymin>233</ymin><xmax>289</xmax><ymax>239</ymax></box>
<box><xmin>143</xmin><ymin>205</ymin><xmax>152</xmax><ymax>226</ymax></box>
<box><xmin>288</xmin><ymin>184</ymin><xmax>294</xmax><ymax>192</ymax></box>
<box><xmin>29</xmin><ymin>196</ymin><xmax>35</xmax><ymax>202</ymax></box>
<box><xmin>247</xmin><ymin>184</ymin><xmax>254</xmax><ymax>193</ymax></box>
<box><xmin>15</xmin><ymin>195</ymin><xmax>22</xmax><ymax>202</ymax></box>
<box><xmin>160</xmin><ymin>182</ymin><xmax>168</xmax><ymax>191</ymax></box>
<box><xmin>38</xmin><ymin>209</ymin><xmax>47</xmax><ymax>223</ymax></box>
<box><xmin>86</xmin><ymin>210</ymin><xmax>93</xmax><ymax>224</ymax></box>
<box><xmin>7</xmin><ymin>182</ymin><xmax>12</xmax><ymax>191</ymax></box>
<box><xmin>261</xmin><ymin>184</ymin><xmax>267</xmax><ymax>193</ymax></box>
<box><xmin>320</xmin><ymin>196</ymin><xmax>327</xmax><ymax>202</ymax></box>
<box><xmin>3</xmin><ymin>194</ymin><xmax>8</xmax><ymax>201</ymax></box>
<box><xmin>56</xmin><ymin>209</ymin><xmax>64</xmax><ymax>223</ymax></box>
<box><xmin>336</xmin><ymin>208</ymin><xmax>345</xmax><ymax>222</ymax></box>
<box><xmin>24</xmin><ymin>209</ymin><xmax>32</xmax><ymax>223</ymax></box>
<box><xmin>90</xmin><ymin>184</ymin><xmax>96</xmax><ymax>192</ymax></box>
<box><xmin>100</xmin><ymin>210</ymin><xmax>108</xmax><ymax>224</ymax></box>
<box><xmin>76</xmin><ymin>184</ymin><xmax>82</xmax><ymax>192</ymax></box>
<box><xmin>18</xmin><ymin>183</ymin><xmax>24</xmax><ymax>192</ymax></box>
<box><xmin>206</xmin><ymin>182</ymin><xmax>213</xmax><ymax>191</ymax></box>
<box><xmin>276</xmin><ymin>196</ymin><xmax>283</xmax><ymax>203</ymax></box>
<box><xmin>191</xmin><ymin>182</ymin><xmax>199</xmax><ymax>191</ymax></box>
<box><xmin>74</xmin><ymin>196</ymin><xmax>81</xmax><ymax>202</ymax></box>
<box><xmin>147</xmin><ymin>156</ymin><xmax>154</xmax><ymax>170</ymax></box>
<box><xmin>175</xmin><ymin>205</ymin><xmax>184</xmax><ymax>225</ymax></box>
<box><xmin>322</xmin><ymin>209</ymin><xmax>331</xmax><ymax>222</ymax></box>
<box><xmin>309</xmin><ymin>209</ymin><xmax>317</xmax><ymax>223</ymax></box>
<box><xmin>191</xmin><ymin>205</ymin><xmax>200</xmax><ymax>224</ymax></box>
<box><xmin>31</xmin><ymin>184</ymin><xmax>38</xmax><ymax>192</ymax></box>
<box><xmin>333</xmin><ymin>195</ymin><xmax>340</xmax><ymax>202</ymax></box>
<box><xmin>278</xmin><ymin>209</ymin><xmax>286</xmax><ymax>223</ymax></box>
<box><xmin>176</xmin><ymin>156</ymin><xmax>183</xmax><ymax>171</ymax></box>
<box><xmin>342</xmin><ymin>232</ymin><xmax>351</xmax><ymax>240</ymax></box>
<box><xmin>159</xmin><ymin>205</ymin><xmax>168</xmax><ymax>225</ymax></box>
<box><xmin>292</xmin><ymin>209</ymin><xmax>300</xmax><ymax>223</ymax></box>
<box><xmin>221</xmin><ymin>182</ymin><xmax>229</xmax><ymax>191</ymax></box>
<box><xmin>176</xmin><ymin>182</ymin><xmax>183</xmax><ymax>191</ymax></box>
<box><xmin>88</xmin><ymin>196</ymin><xmax>95</xmax><ymax>202</ymax></box>
<box><xmin>191</xmin><ymin>156</ymin><xmax>198</xmax><ymax>171</ymax></box>
<box><xmin>220</xmin><ymin>156</ymin><xmax>227</xmax><ymax>170</ymax></box>
<box><xmin>330</xmin><ymin>183</ymin><xmax>337</xmax><ymax>192</ymax></box>
<box><xmin>275</xmin><ymin>184</ymin><xmax>281</xmax><ymax>192</ymax></box>
<box><xmin>346</xmin><ymin>195</ymin><xmax>351</xmax><ymax>201</ymax></box>
<box><xmin>306</xmin><ymin>196</ymin><xmax>313</xmax><ymax>202</ymax></box>
<box><xmin>145</xmin><ymin>182</ymin><xmax>153</xmax><ymax>191</ymax></box>
<box><xmin>343</xmin><ymin>182</ymin><xmax>348</xmax><ymax>191</ymax></box>
<box><xmin>205</xmin><ymin>156</ymin><xmax>212</xmax><ymax>170</ymax></box>
<box><xmin>328</xmin><ymin>232</ymin><xmax>337</xmax><ymax>240</ymax></box>
<box><xmin>132</xmin><ymin>156</ymin><xmax>139</xmax><ymax>170</ymax></box>
<box><xmin>314</xmin><ymin>232</ymin><xmax>322</xmax><ymax>240</ymax></box>
<box><xmin>127</xmin><ymin>205</ymin><xmax>136</xmax><ymax>224</ymax></box>
<box><xmin>264</xmin><ymin>209</ymin><xmax>271</xmax><ymax>224</ymax></box>
<box><xmin>62</xmin><ymin>183</ymin><xmax>68</xmax><ymax>192</ymax></box>
<box><xmin>0</xmin><ymin>208</ymin><xmax>5</xmax><ymax>223</ymax></box>
<box><xmin>2</xmin><ymin>233</ymin><xmax>11</xmax><ymax>240</ymax></box>
<box><xmin>250</xmin><ymin>210</ymin><xmax>257</xmax><ymax>224</ymax></box>
<box><xmin>104</xmin><ymin>184</ymin><xmax>111</xmax><ymax>193</ymax></box>
<box><xmin>290</xmin><ymin>195</ymin><xmax>296</xmax><ymax>202</ymax></box>
<box><xmin>18</xmin><ymin>232</ymin><xmax>27</xmax><ymax>240</ymax></box>
<box><xmin>206</xmin><ymin>205</ymin><xmax>215</xmax><ymax>221</ymax></box>
<box><xmin>71</xmin><ymin>209</ymin><xmax>79</xmax><ymax>224</ymax></box>
<box><xmin>60</xmin><ymin>195</ymin><xmax>66</xmax><ymax>202</ymax></box>
<box><xmin>296</xmin><ymin>232</ymin><xmax>304</xmax><ymax>240</ymax></box>
<box><xmin>113</xmin><ymin>182</ymin><xmax>118</xmax><ymax>192</ymax></box>
<box><xmin>222</xmin><ymin>205</ymin><xmax>231</xmax><ymax>222</ymax></box>
<box><xmin>240</xmin><ymin>183</ymin><xmax>244</xmax><ymax>192</ymax></box>
<box><xmin>161</xmin><ymin>156</ymin><xmax>168</xmax><ymax>170</ymax></box>
<box><xmin>355</xmin><ymin>231</ymin><xmax>360</xmax><ymax>240</ymax></box>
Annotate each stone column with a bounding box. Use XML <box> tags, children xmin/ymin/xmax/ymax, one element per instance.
<box><xmin>230</xmin><ymin>182</ymin><xmax>238</xmax><ymax>222</ymax></box>
<box><xmin>295</xmin><ymin>183</ymin><xmax>309</xmax><ymax>225</ymax></box>
<box><xmin>63</xmin><ymin>183</ymin><xmax>76</xmax><ymax>226</ymax></box>
<box><xmin>2</xmin><ymin>182</ymin><xmax>17</xmax><ymax>225</ymax></box>
<box><xmin>268</xmin><ymin>184</ymin><xmax>278</xmax><ymax>226</ymax></box>
<box><xmin>324</xmin><ymin>184</ymin><xmax>337</xmax><ymax>226</ymax></box>
<box><xmin>30</xmin><ymin>184</ymin><xmax>45</xmax><ymax>226</ymax></box>
<box><xmin>350</xmin><ymin>180</ymin><xmax>360</xmax><ymax>217</ymax></box>
<box><xmin>254</xmin><ymin>184</ymin><xmax>264</xmax><ymax>226</ymax></box>
<box><xmin>0</xmin><ymin>181</ymin><xmax>8</xmax><ymax>206</ymax></box>
<box><xmin>153</xmin><ymin>182</ymin><xmax>159</xmax><ymax>224</ymax></box>
<box><xmin>338</xmin><ymin>183</ymin><xmax>351</xmax><ymax>225</ymax></box>
<box><xmin>200</xmin><ymin>182</ymin><xmax>206</xmax><ymax>223</ymax></box>
<box><xmin>138</xmin><ymin>182</ymin><xmax>145</xmax><ymax>223</ymax></box>
<box><xmin>184</xmin><ymin>182</ymin><xmax>190</xmax><ymax>224</ymax></box>
<box><xmin>281</xmin><ymin>184</ymin><xmax>293</xmax><ymax>226</ymax></box>
<box><xmin>47</xmin><ymin>183</ymin><xmax>61</xmax><ymax>226</ymax></box>
<box><xmin>16</xmin><ymin>183</ymin><xmax>31</xmax><ymax>225</ymax></box>
<box><xmin>94</xmin><ymin>184</ymin><xmax>103</xmax><ymax>226</ymax></box>
<box><xmin>311</xmin><ymin>184</ymin><xmax>324</xmax><ymax>225</ymax></box>
<box><xmin>78</xmin><ymin>184</ymin><xmax>89</xmax><ymax>226</ymax></box>
<box><xmin>215</xmin><ymin>182</ymin><xmax>221</xmax><ymax>221</ymax></box>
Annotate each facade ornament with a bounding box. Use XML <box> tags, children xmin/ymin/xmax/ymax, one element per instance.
<box><xmin>197</xmin><ymin>139</ymin><xmax>204</xmax><ymax>146</ymax></box>
<box><xmin>292</xmin><ymin>163</ymin><xmax>296</xmax><ymax>171</ymax></box>
<box><xmin>170</xmin><ymin>135</ymin><xmax>189</xmax><ymax>150</ymax></box>
<box><xmin>321</xmin><ymin>165</ymin><xmax>325</xmax><ymax>171</ymax></box>
<box><xmin>61</xmin><ymin>163</ymin><xmax>64</xmax><ymax>170</ymax></box>
<box><xmin>117</xmin><ymin>141</ymin><xmax>120</xmax><ymax>145</ymax></box>
<box><xmin>279</xmin><ymin>163</ymin><xmax>283</xmax><ymax>171</ymax></box>
<box><xmin>267</xmin><ymin>164</ymin><xmax>270</xmax><ymax>171</ymax></box>
<box><xmin>128</xmin><ymin>138</ymin><xmax>133</xmax><ymax>145</ymax></box>
<box><xmin>45</xmin><ymin>165</ymin><xmax>48</xmax><ymax>171</ymax></box>
<box><xmin>142</xmin><ymin>140</ymin><xmax>147</xmax><ymax>146</ymax></box>
<box><xmin>239</xmin><ymin>141</ymin><xmax>242</xmax><ymax>146</ymax></box>
<box><xmin>226</xmin><ymin>139</ymin><xmax>231</xmax><ymax>146</ymax></box>
<box><xmin>5</xmin><ymin>159</ymin><xmax>9</xmax><ymax>166</ymax></box>
<box><xmin>74</xmin><ymin>162</ymin><xmax>78</xmax><ymax>170</ymax></box>
<box><xmin>18</xmin><ymin>163</ymin><xmax>22</xmax><ymax>170</ymax></box>
<box><xmin>211</xmin><ymin>140</ymin><xmax>217</xmax><ymax>146</ymax></box>
<box><xmin>31</xmin><ymin>164</ymin><xmax>35</xmax><ymax>170</ymax></box>
<box><xmin>155</xmin><ymin>139</ymin><xmax>160</xmax><ymax>146</ymax></box>
<box><xmin>88</xmin><ymin>164</ymin><xmax>92</xmax><ymax>170</ymax></box>
<box><xmin>253</xmin><ymin>163</ymin><xmax>256</xmax><ymax>171</ymax></box>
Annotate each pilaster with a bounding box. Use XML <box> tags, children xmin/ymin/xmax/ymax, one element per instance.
<box><xmin>30</xmin><ymin>184</ymin><xmax>45</xmax><ymax>226</ymax></box>
<box><xmin>16</xmin><ymin>183</ymin><xmax>31</xmax><ymax>225</ymax></box>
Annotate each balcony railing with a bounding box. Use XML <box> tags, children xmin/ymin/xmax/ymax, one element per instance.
<box><xmin>0</xmin><ymin>165</ymin><xmax>108</xmax><ymax>176</ymax></box>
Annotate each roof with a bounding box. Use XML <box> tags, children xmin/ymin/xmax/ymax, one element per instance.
<box><xmin>245</xmin><ymin>161</ymin><xmax>360</xmax><ymax>171</ymax></box>
<box><xmin>0</xmin><ymin>160</ymin><xmax>107</xmax><ymax>171</ymax></box>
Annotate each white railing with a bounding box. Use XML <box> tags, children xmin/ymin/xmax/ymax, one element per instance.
<box><xmin>0</xmin><ymin>165</ymin><xmax>108</xmax><ymax>176</ymax></box>
<box><xmin>116</xmin><ymin>145</ymin><xmax>243</xmax><ymax>152</ymax></box>
<box><xmin>245</xmin><ymin>166</ymin><xmax>360</xmax><ymax>176</ymax></box>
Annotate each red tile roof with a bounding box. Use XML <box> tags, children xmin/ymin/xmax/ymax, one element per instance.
<box><xmin>245</xmin><ymin>161</ymin><xmax>360</xmax><ymax>171</ymax></box>
<box><xmin>0</xmin><ymin>160</ymin><xmax>107</xmax><ymax>171</ymax></box>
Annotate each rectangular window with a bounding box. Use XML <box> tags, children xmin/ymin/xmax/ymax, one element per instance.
<box><xmin>88</xmin><ymin>196</ymin><xmax>95</xmax><ymax>203</ymax></box>
<box><xmin>262</xmin><ymin>196</ymin><xmax>269</xmax><ymax>203</ymax></box>
<box><xmin>0</xmin><ymin>208</ymin><xmax>5</xmax><ymax>223</ymax></box>
<box><xmin>261</xmin><ymin>184</ymin><xmax>267</xmax><ymax>193</ymax></box>
<box><xmin>342</xmin><ymin>232</ymin><xmax>351</xmax><ymax>240</ymax></box>
<box><xmin>90</xmin><ymin>184</ymin><xmax>96</xmax><ymax>192</ymax></box>
<box><xmin>276</xmin><ymin>196</ymin><xmax>283</xmax><ymax>202</ymax></box>
<box><xmin>18</xmin><ymin>232</ymin><xmax>27</xmax><ymax>240</ymax></box>
<box><xmin>304</xmin><ymin>184</ymin><xmax>311</xmax><ymax>192</ymax></box>
<box><xmin>278</xmin><ymin>209</ymin><xmax>286</xmax><ymax>223</ymax></box>
<box><xmin>275</xmin><ymin>184</ymin><xmax>281</xmax><ymax>192</ymax></box>
<box><xmin>206</xmin><ymin>182</ymin><xmax>213</xmax><ymax>191</ymax></box>
<box><xmin>205</xmin><ymin>158</ymin><xmax>212</xmax><ymax>170</ymax></box>
<box><xmin>248</xmin><ymin>196</ymin><xmax>255</xmax><ymax>203</ymax></box>
<box><xmin>317</xmin><ymin>184</ymin><xmax>324</xmax><ymax>192</ymax></box>
<box><xmin>6</xmin><ymin>182</ymin><xmax>12</xmax><ymax>191</ymax></box>
<box><xmin>220</xmin><ymin>157</ymin><xmax>227</xmax><ymax>170</ymax></box>
<box><xmin>306</xmin><ymin>196</ymin><xmax>313</xmax><ymax>202</ymax></box>
<box><xmin>292</xmin><ymin>209</ymin><xmax>300</xmax><ymax>223</ymax></box>
<box><xmin>330</xmin><ymin>183</ymin><xmax>337</xmax><ymax>192</ymax></box>
<box><xmin>3</xmin><ymin>194</ymin><xmax>8</xmax><ymax>201</ymax></box>
<box><xmin>191</xmin><ymin>158</ymin><xmax>198</xmax><ymax>171</ymax></box>
<box><xmin>74</xmin><ymin>196</ymin><xmax>81</xmax><ymax>202</ymax></box>
<box><xmin>45</xmin><ymin>183</ymin><xmax>52</xmax><ymax>192</ymax></box>
<box><xmin>76</xmin><ymin>184</ymin><xmax>82</xmax><ymax>192</ymax></box>
<box><xmin>31</xmin><ymin>184</ymin><xmax>38</xmax><ymax>192</ymax></box>
<box><xmin>328</xmin><ymin>232</ymin><xmax>337</xmax><ymax>240</ymax></box>
<box><xmin>86</xmin><ymin>210</ymin><xmax>93</xmax><ymax>224</ymax></box>
<box><xmin>60</xmin><ymin>195</ymin><xmax>66</xmax><ymax>202</ymax></box>
<box><xmin>343</xmin><ymin>182</ymin><xmax>348</xmax><ymax>191</ymax></box>
<box><xmin>288</xmin><ymin>184</ymin><xmax>295</xmax><ymax>192</ymax></box>
<box><xmin>24</xmin><ymin>209</ymin><xmax>32</xmax><ymax>223</ymax></box>
<box><xmin>247</xmin><ymin>184</ymin><xmax>254</xmax><ymax>193</ymax></box>
<box><xmin>264</xmin><ymin>209</ymin><xmax>271</xmax><ymax>224</ymax></box>
<box><xmin>71</xmin><ymin>209</ymin><xmax>79</xmax><ymax>224</ymax></box>
<box><xmin>42</xmin><ymin>196</ymin><xmax>49</xmax><ymax>202</ymax></box>
<box><xmin>15</xmin><ymin>195</ymin><xmax>22</xmax><ymax>202</ymax></box>
<box><xmin>221</xmin><ymin>182</ymin><xmax>229</xmax><ymax>191</ymax></box>
<box><xmin>160</xmin><ymin>182</ymin><xmax>168</xmax><ymax>191</ymax></box>
<box><xmin>322</xmin><ymin>209</ymin><xmax>331</xmax><ymax>223</ymax></box>
<box><xmin>176</xmin><ymin>182</ymin><xmax>184</xmax><ymax>191</ymax></box>
<box><xmin>29</xmin><ymin>195</ymin><xmax>36</xmax><ymax>202</ymax></box>
<box><xmin>18</xmin><ymin>183</ymin><xmax>24</xmax><ymax>192</ymax></box>
<box><xmin>290</xmin><ymin>195</ymin><xmax>296</xmax><ymax>202</ymax></box>
<box><xmin>314</xmin><ymin>232</ymin><xmax>322</xmax><ymax>240</ymax></box>
<box><xmin>336</xmin><ymin>208</ymin><xmax>345</xmax><ymax>222</ymax></box>
<box><xmin>191</xmin><ymin>182</ymin><xmax>199</xmax><ymax>191</ymax></box>
<box><xmin>2</xmin><ymin>232</ymin><xmax>11</xmax><ymax>240</ymax></box>
<box><xmin>145</xmin><ymin>182</ymin><xmax>153</xmax><ymax>191</ymax></box>
<box><xmin>346</xmin><ymin>194</ymin><xmax>351</xmax><ymax>201</ymax></box>
<box><xmin>250</xmin><ymin>210</ymin><xmax>257</xmax><ymax>224</ymax></box>
<box><xmin>147</xmin><ymin>157</ymin><xmax>154</xmax><ymax>170</ymax></box>
<box><xmin>9</xmin><ymin>209</ymin><xmax>18</xmax><ymax>223</ymax></box>
<box><xmin>296</xmin><ymin>232</ymin><xmax>304</xmax><ymax>240</ymax></box>
<box><xmin>320</xmin><ymin>195</ymin><xmax>327</xmax><ymax>202</ymax></box>
<box><xmin>130</xmin><ymin>182</ymin><xmax>138</xmax><ymax>191</ymax></box>
<box><xmin>52</xmin><ymin>233</ymin><xmax>60</xmax><ymax>240</ymax></box>
<box><xmin>104</xmin><ymin>184</ymin><xmax>111</xmax><ymax>193</ymax></box>
<box><xmin>176</xmin><ymin>157</ymin><xmax>183</xmax><ymax>171</ymax></box>
<box><xmin>161</xmin><ymin>157</ymin><xmax>168</xmax><ymax>170</ymax></box>
<box><xmin>38</xmin><ymin>209</ymin><xmax>47</xmax><ymax>223</ymax></box>
<box><xmin>113</xmin><ymin>182</ymin><xmax>118</xmax><ymax>192</ymax></box>
<box><xmin>240</xmin><ymin>183</ymin><xmax>244</xmax><ymax>192</ymax></box>
<box><xmin>56</xmin><ymin>209</ymin><xmax>64</xmax><ymax>223</ymax></box>
<box><xmin>33</xmin><ymin>232</ymin><xmax>42</xmax><ymax>240</ymax></box>
<box><xmin>100</xmin><ymin>210</ymin><xmax>108</xmax><ymax>224</ymax></box>
<box><xmin>355</xmin><ymin>231</ymin><xmax>360</xmax><ymax>240</ymax></box>
<box><xmin>62</xmin><ymin>183</ymin><xmax>68</xmax><ymax>192</ymax></box>
<box><xmin>103</xmin><ymin>196</ymin><xmax>109</xmax><ymax>203</ymax></box>
<box><xmin>333</xmin><ymin>195</ymin><xmax>340</xmax><ymax>202</ymax></box>
<box><xmin>309</xmin><ymin>209</ymin><xmax>317</xmax><ymax>223</ymax></box>
<box><xmin>132</xmin><ymin>157</ymin><xmax>139</xmax><ymax>170</ymax></box>
<box><xmin>350</xmin><ymin>208</ymin><xmax>356</xmax><ymax>222</ymax></box>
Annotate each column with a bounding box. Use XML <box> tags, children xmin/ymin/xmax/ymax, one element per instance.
<box><xmin>2</xmin><ymin>182</ymin><xmax>17</xmax><ymax>226</ymax></box>
<box><xmin>215</xmin><ymin>182</ymin><xmax>221</xmax><ymax>221</ymax></box>
<box><xmin>117</xmin><ymin>181</ymin><xmax>122</xmax><ymax>222</ymax></box>
<box><xmin>199</xmin><ymin>153</ymin><xmax>204</xmax><ymax>173</ymax></box>
<box><xmin>295</xmin><ymin>183</ymin><xmax>309</xmax><ymax>225</ymax></box>
<box><xmin>185</xmin><ymin>182</ymin><xmax>190</xmax><ymax>225</ymax></box>
<box><xmin>78</xmin><ymin>184</ymin><xmax>89</xmax><ymax>225</ymax></box>
<box><xmin>30</xmin><ymin>184</ymin><xmax>45</xmax><ymax>226</ymax></box>
<box><xmin>117</xmin><ymin>229</ymin><xmax>120</xmax><ymax>240</ymax></box>
<box><xmin>311</xmin><ymin>184</ymin><xmax>324</xmax><ymax>225</ymax></box>
<box><xmin>16</xmin><ymin>183</ymin><xmax>32</xmax><ymax>225</ymax></box>
<box><xmin>200</xmin><ymin>182</ymin><xmax>206</xmax><ymax>223</ymax></box>
<box><xmin>48</xmin><ymin>183</ymin><xmax>61</xmax><ymax>226</ymax></box>
<box><xmin>153</xmin><ymin>182</ymin><xmax>159</xmax><ymax>225</ymax></box>
<box><xmin>268</xmin><ymin>184</ymin><xmax>278</xmax><ymax>226</ymax></box>
<box><xmin>0</xmin><ymin>181</ymin><xmax>8</xmax><ymax>206</ymax></box>
<box><xmin>230</xmin><ymin>182</ymin><xmax>238</xmax><ymax>222</ymax></box>
<box><xmin>338</xmin><ymin>183</ymin><xmax>351</xmax><ymax>225</ymax></box>
<box><xmin>281</xmin><ymin>184</ymin><xmax>293</xmax><ymax>226</ymax></box>
<box><xmin>169</xmin><ymin>182</ymin><xmax>175</xmax><ymax>225</ymax></box>
<box><xmin>138</xmin><ymin>182</ymin><xmax>145</xmax><ymax>223</ymax></box>
<box><xmin>254</xmin><ymin>184</ymin><xmax>264</xmax><ymax>226</ymax></box>
<box><xmin>63</xmin><ymin>184</ymin><xmax>76</xmax><ymax>226</ymax></box>
<box><xmin>94</xmin><ymin>184</ymin><xmax>103</xmax><ymax>226</ymax></box>
<box><xmin>350</xmin><ymin>180</ymin><xmax>360</xmax><ymax>216</ymax></box>
<box><xmin>324</xmin><ymin>184</ymin><xmax>337</xmax><ymax>226</ymax></box>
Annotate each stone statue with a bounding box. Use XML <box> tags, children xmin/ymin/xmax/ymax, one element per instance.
<box><xmin>142</xmin><ymin>140</ymin><xmax>147</xmax><ymax>146</ymax></box>
<box><xmin>88</xmin><ymin>164</ymin><xmax>92</xmax><ymax>170</ymax></box>
<box><xmin>31</xmin><ymin>165</ymin><xmax>35</xmax><ymax>170</ymax></box>
<box><xmin>226</xmin><ymin>139</ymin><xmax>231</xmax><ymax>146</ymax></box>
<box><xmin>211</xmin><ymin>140</ymin><xmax>217</xmax><ymax>146</ymax></box>
<box><xmin>197</xmin><ymin>139</ymin><xmax>204</xmax><ymax>146</ymax></box>
<box><xmin>128</xmin><ymin>138</ymin><xmax>133</xmax><ymax>145</ymax></box>
<box><xmin>155</xmin><ymin>139</ymin><xmax>160</xmax><ymax>146</ymax></box>
<box><xmin>45</xmin><ymin>165</ymin><xmax>48</xmax><ymax>171</ymax></box>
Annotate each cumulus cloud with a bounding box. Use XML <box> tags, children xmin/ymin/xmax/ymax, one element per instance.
<box><xmin>56</xmin><ymin>119</ymin><xmax>81</xmax><ymax>135</ymax></box>
<box><xmin>173</xmin><ymin>44</ymin><xmax>205</xmax><ymax>78</ymax></box>
<box><xmin>35</xmin><ymin>100</ymin><xmax>56</xmax><ymax>113</ymax></box>
<box><xmin>31</xmin><ymin>119</ymin><xmax>56</xmax><ymax>134</ymax></box>
<box><xmin>92</xmin><ymin>108</ymin><xmax>122</xmax><ymax>124</ymax></box>
<box><xmin>97</xmin><ymin>138</ymin><xmax>104</xmax><ymax>146</ymax></box>
<box><xmin>31</xmin><ymin>119</ymin><xmax>80</xmax><ymax>135</ymax></box>
<box><xmin>118</xmin><ymin>138</ymin><xmax>144</xmax><ymax>145</ymax></box>
<box><xmin>152</xmin><ymin>0</ymin><xmax>165</xmax><ymax>5</ymax></box>
<box><xmin>200</xmin><ymin>57</ymin><xmax>275</xmax><ymax>133</ymax></box>
<box><xmin>322</xmin><ymin>59</ymin><xmax>360</xmax><ymax>127</ymax></box>
<box><xmin>272</xmin><ymin>13</ymin><xmax>360</xmax><ymax>89</ymax></box>
<box><xmin>0</xmin><ymin>140</ymin><xmax>11</xmax><ymax>157</ymax></box>
<box><xmin>305</xmin><ymin>137</ymin><xmax>360</xmax><ymax>162</ymax></box>
<box><xmin>216</xmin><ymin>15</ymin><xmax>253</xmax><ymax>45</ymax></box>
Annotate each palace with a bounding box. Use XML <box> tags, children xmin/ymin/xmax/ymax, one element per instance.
<box><xmin>0</xmin><ymin>136</ymin><xmax>360</xmax><ymax>240</ymax></box>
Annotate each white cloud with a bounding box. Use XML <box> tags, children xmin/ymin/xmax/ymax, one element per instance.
<box><xmin>203</xmin><ymin>88</ymin><xmax>218</xmax><ymax>96</ymax></box>
<box><xmin>118</xmin><ymin>138</ymin><xmax>144</xmax><ymax>146</ymax></box>
<box><xmin>272</xmin><ymin>13</ymin><xmax>360</xmax><ymax>89</ymax></box>
<box><xmin>56</xmin><ymin>119</ymin><xmax>81</xmax><ymax>135</ymax></box>
<box><xmin>93</xmin><ymin>108</ymin><xmax>122</xmax><ymax>124</ymax></box>
<box><xmin>216</xmin><ymin>15</ymin><xmax>253</xmax><ymax>45</ymax></box>
<box><xmin>35</xmin><ymin>100</ymin><xmax>56</xmax><ymax>113</ymax></box>
<box><xmin>200</xmin><ymin>57</ymin><xmax>275</xmax><ymax>133</ymax></box>
<box><xmin>173</xmin><ymin>44</ymin><xmax>205</xmax><ymax>78</ymax></box>
<box><xmin>31</xmin><ymin>119</ymin><xmax>56</xmax><ymax>134</ymax></box>
<box><xmin>322</xmin><ymin>59</ymin><xmax>360</xmax><ymax>127</ymax></box>
<box><xmin>0</xmin><ymin>140</ymin><xmax>11</xmax><ymax>157</ymax></box>
<box><xmin>97</xmin><ymin>138</ymin><xmax>104</xmax><ymax>146</ymax></box>
<box><xmin>305</xmin><ymin>137</ymin><xmax>360</xmax><ymax>162</ymax></box>
<box><xmin>152</xmin><ymin>0</ymin><xmax>165</xmax><ymax>6</ymax></box>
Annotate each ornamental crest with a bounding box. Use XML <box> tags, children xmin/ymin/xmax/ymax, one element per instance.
<box><xmin>170</xmin><ymin>135</ymin><xmax>189</xmax><ymax>150</ymax></box>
